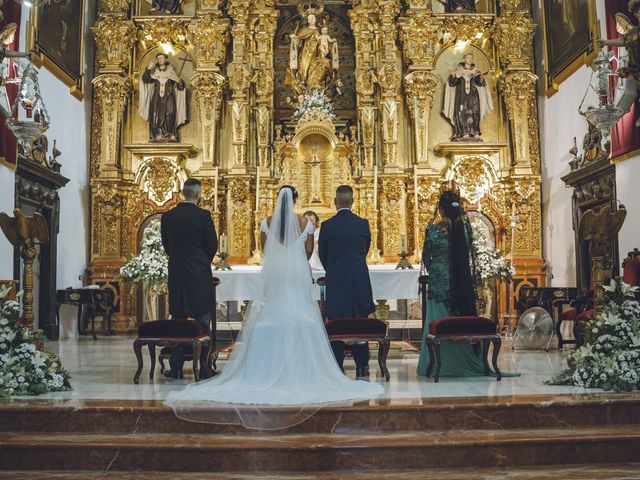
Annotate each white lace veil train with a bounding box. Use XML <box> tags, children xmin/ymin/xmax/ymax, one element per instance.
<box><xmin>165</xmin><ymin>188</ymin><xmax>384</xmax><ymax>430</ymax></box>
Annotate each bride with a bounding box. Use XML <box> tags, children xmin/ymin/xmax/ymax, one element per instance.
<box><xmin>165</xmin><ymin>186</ymin><xmax>384</xmax><ymax>429</ymax></box>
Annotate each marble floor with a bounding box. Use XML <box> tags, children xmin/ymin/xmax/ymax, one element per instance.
<box><xmin>25</xmin><ymin>336</ymin><xmax>594</xmax><ymax>401</ymax></box>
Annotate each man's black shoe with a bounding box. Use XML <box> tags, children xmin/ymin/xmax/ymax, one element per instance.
<box><xmin>356</xmin><ymin>367</ymin><xmax>370</xmax><ymax>379</ymax></box>
<box><xmin>163</xmin><ymin>369</ymin><xmax>183</xmax><ymax>379</ymax></box>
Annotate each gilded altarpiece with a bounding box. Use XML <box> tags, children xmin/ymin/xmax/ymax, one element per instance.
<box><xmin>88</xmin><ymin>0</ymin><xmax>545</xmax><ymax>331</ymax></box>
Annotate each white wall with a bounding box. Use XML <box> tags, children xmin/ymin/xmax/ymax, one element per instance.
<box><xmin>616</xmin><ymin>158</ymin><xmax>640</xmax><ymax>259</ymax></box>
<box><xmin>534</xmin><ymin>0</ymin><xmax>608</xmax><ymax>287</ymax></box>
<box><xmin>0</xmin><ymin>165</ymin><xmax>15</xmax><ymax>279</ymax></box>
<box><xmin>17</xmin><ymin>5</ymin><xmax>94</xmax><ymax>336</ymax></box>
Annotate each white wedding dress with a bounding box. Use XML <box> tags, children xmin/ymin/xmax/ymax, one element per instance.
<box><xmin>165</xmin><ymin>189</ymin><xmax>383</xmax><ymax>429</ymax></box>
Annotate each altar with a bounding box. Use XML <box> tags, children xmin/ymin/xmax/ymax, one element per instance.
<box><xmin>213</xmin><ymin>264</ymin><xmax>421</xmax><ymax>303</ymax></box>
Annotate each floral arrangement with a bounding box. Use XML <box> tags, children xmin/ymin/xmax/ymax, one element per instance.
<box><xmin>0</xmin><ymin>286</ymin><xmax>71</xmax><ymax>397</ymax></box>
<box><xmin>292</xmin><ymin>90</ymin><xmax>336</xmax><ymax>122</ymax></box>
<box><xmin>548</xmin><ymin>280</ymin><xmax>640</xmax><ymax>392</ymax></box>
<box><xmin>470</xmin><ymin>219</ymin><xmax>515</xmax><ymax>282</ymax></box>
<box><xmin>119</xmin><ymin>219</ymin><xmax>168</xmax><ymax>295</ymax></box>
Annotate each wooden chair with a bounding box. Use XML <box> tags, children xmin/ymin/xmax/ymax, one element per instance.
<box><xmin>133</xmin><ymin>319</ymin><xmax>211</xmax><ymax>384</ymax></box>
<box><xmin>158</xmin><ymin>277</ymin><xmax>221</xmax><ymax>374</ymax></box>
<box><xmin>317</xmin><ymin>277</ymin><xmax>391</xmax><ymax>381</ymax></box>
<box><xmin>425</xmin><ymin>316</ymin><xmax>502</xmax><ymax>383</ymax></box>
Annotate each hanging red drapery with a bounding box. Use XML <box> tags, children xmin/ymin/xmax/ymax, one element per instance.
<box><xmin>606</xmin><ymin>0</ymin><xmax>640</xmax><ymax>160</ymax></box>
<box><xmin>0</xmin><ymin>2</ymin><xmax>21</xmax><ymax>167</ymax></box>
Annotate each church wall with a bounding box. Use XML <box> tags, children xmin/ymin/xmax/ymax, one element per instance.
<box><xmin>0</xmin><ymin>167</ymin><xmax>14</xmax><ymax>279</ymax></box>
<box><xmin>533</xmin><ymin>0</ymin><xmax>607</xmax><ymax>287</ymax></box>
<box><xmin>616</xmin><ymin>158</ymin><xmax>640</xmax><ymax>258</ymax></box>
<box><xmin>18</xmin><ymin>4</ymin><xmax>94</xmax><ymax>336</ymax></box>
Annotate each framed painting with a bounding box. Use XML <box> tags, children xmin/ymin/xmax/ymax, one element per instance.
<box><xmin>28</xmin><ymin>0</ymin><xmax>86</xmax><ymax>99</ymax></box>
<box><xmin>541</xmin><ymin>0</ymin><xmax>599</xmax><ymax>97</ymax></box>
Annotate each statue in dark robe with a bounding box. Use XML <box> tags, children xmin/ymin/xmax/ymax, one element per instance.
<box><xmin>149</xmin><ymin>0</ymin><xmax>183</xmax><ymax>14</ymax></box>
<box><xmin>440</xmin><ymin>0</ymin><xmax>477</xmax><ymax>12</ymax></box>
<box><xmin>443</xmin><ymin>53</ymin><xmax>493</xmax><ymax>142</ymax></box>
<box><xmin>139</xmin><ymin>53</ymin><xmax>187</xmax><ymax>143</ymax></box>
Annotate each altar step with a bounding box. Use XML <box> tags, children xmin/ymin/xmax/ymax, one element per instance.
<box><xmin>1</xmin><ymin>394</ymin><xmax>639</xmax><ymax>474</ymax></box>
<box><xmin>1</xmin><ymin>464</ymin><xmax>640</xmax><ymax>480</ymax></box>
<box><xmin>1</xmin><ymin>425</ymin><xmax>640</xmax><ymax>472</ymax></box>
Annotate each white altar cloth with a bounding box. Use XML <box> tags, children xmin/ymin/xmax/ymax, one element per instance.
<box><xmin>212</xmin><ymin>264</ymin><xmax>421</xmax><ymax>302</ymax></box>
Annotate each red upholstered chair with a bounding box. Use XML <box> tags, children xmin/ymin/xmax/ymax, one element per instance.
<box><xmin>425</xmin><ymin>316</ymin><xmax>502</xmax><ymax>383</ymax></box>
<box><xmin>623</xmin><ymin>249</ymin><xmax>640</xmax><ymax>300</ymax></box>
<box><xmin>134</xmin><ymin>277</ymin><xmax>221</xmax><ymax>383</ymax></box>
<box><xmin>158</xmin><ymin>277</ymin><xmax>222</xmax><ymax>374</ymax></box>
<box><xmin>133</xmin><ymin>319</ymin><xmax>211</xmax><ymax>384</ymax></box>
<box><xmin>316</xmin><ymin>277</ymin><xmax>391</xmax><ymax>381</ymax></box>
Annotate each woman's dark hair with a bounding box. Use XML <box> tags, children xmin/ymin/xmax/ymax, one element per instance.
<box><xmin>278</xmin><ymin>185</ymin><xmax>298</xmax><ymax>242</ymax></box>
<box><xmin>304</xmin><ymin>210</ymin><xmax>319</xmax><ymax>225</ymax></box>
<box><xmin>438</xmin><ymin>190</ymin><xmax>478</xmax><ymax>316</ymax></box>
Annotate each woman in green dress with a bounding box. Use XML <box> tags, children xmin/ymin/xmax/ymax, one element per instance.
<box><xmin>416</xmin><ymin>190</ymin><xmax>487</xmax><ymax>377</ymax></box>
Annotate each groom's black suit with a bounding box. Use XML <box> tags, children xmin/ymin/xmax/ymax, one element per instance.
<box><xmin>319</xmin><ymin>208</ymin><xmax>375</xmax><ymax>373</ymax></box>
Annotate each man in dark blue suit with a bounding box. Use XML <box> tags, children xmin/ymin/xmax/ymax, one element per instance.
<box><xmin>319</xmin><ymin>185</ymin><xmax>375</xmax><ymax>378</ymax></box>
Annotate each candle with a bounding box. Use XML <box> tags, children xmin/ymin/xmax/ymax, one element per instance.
<box><xmin>400</xmin><ymin>233</ymin><xmax>407</xmax><ymax>253</ymax></box>
<box><xmin>255</xmin><ymin>168</ymin><xmax>261</xmax><ymax>213</ymax></box>
<box><xmin>220</xmin><ymin>233</ymin><xmax>228</xmax><ymax>253</ymax></box>
<box><xmin>413</xmin><ymin>168</ymin><xmax>419</xmax><ymax>214</ymax></box>
<box><xmin>373</xmin><ymin>165</ymin><xmax>378</xmax><ymax>211</ymax></box>
<box><xmin>213</xmin><ymin>167</ymin><xmax>219</xmax><ymax>213</ymax></box>
<box><xmin>511</xmin><ymin>201</ymin><xmax>516</xmax><ymax>217</ymax></box>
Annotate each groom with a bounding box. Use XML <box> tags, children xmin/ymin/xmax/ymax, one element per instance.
<box><xmin>319</xmin><ymin>185</ymin><xmax>375</xmax><ymax>379</ymax></box>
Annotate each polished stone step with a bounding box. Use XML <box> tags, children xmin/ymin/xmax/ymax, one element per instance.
<box><xmin>2</xmin><ymin>425</ymin><xmax>640</xmax><ymax>472</ymax></box>
<box><xmin>1</xmin><ymin>464</ymin><xmax>640</xmax><ymax>479</ymax></box>
<box><xmin>2</xmin><ymin>393</ymin><xmax>640</xmax><ymax>435</ymax></box>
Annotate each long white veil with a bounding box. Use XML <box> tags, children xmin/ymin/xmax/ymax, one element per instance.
<box><xmin>165</xmin><ymin>188</ymin><xmax>383</xmax><ymax>430</ymax></box>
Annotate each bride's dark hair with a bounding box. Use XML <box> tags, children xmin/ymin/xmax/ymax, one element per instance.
<box><xmin>278</xmin><ymin>185</ymin><xmax>298</xmax><ymax>243</ymax></box>
<box><xmin>438</xmin><ymin>190</ymin><xmax>478</xmax><ymax>316</ymax></box>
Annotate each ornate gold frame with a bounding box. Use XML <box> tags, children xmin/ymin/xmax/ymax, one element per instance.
<box><xmin>26</xmin><ymin>3</ymin><xmax>86</xmax><ymax>100</ymax></box>
<box><xmin>541</xmin><ymin>0</ymin><xmax>600</xmax><ymax>97</ymax></box>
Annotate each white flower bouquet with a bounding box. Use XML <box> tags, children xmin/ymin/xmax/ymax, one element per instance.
<box><xmin>548</xmin><ymin>279</ymin><xmax>640</xmax><ymax>392</ymax></box>
<box><xmin>292</xmin><ymin>90</ymin><xmax>336</xmax><ymax>122</ymax></box>
<box><xmin>119</xmin><ymin>220</ymin><xmax>168</xmax><ymax>296</ymax></box>
<box><xmin>0</xmin><ymin>286</ymin><xmax>71</xmax><ymax>397</ymax></box>
<box><xmin>471</xmin><ymin>219</ymin><xmax>515</xmax><ymax>282</ymax></box>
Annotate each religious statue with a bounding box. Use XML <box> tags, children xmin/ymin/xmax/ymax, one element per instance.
<box><xmin>138</xmin><ymin>53</ymin><xmax>187</xmax><ymax>143</ymax></box>
<box><xmin>0</xmin><ymin>208</ymin><xmax>49</xmax><ymax>325</ymax></box>
<box><xmin>286</xmin><ymin>2</ymin><xmax>340</xmax><ymax>96</ymax></box>
<box><xmin>438</xmin><ymin>0</ymin><xmax>477</xmax><ymax>12</ymax></box>
<box><xmin>305</xmin><ymin>146</ymin><xmax>324</xmax><ymax>203</ymax></box>
<box><xmin>581</xmin><ymin>117</ymin><xmax>608</xmax><ymax>166</ymax></box>
<box><xmin>598</xmin><ymin>0</ymin><xmax>640</xmax><ymax>126</ymax></box>
<box><xmin>1</xmin><ymin>23</ymin><xmax>34</xmax><ymax>117</ymax></box>
<box><xmin>443</xmin><ymin>53</ymin><xmax>493</xmax><ymax>142</ymax></box>
<box><xmin>146</xmin><ymin>0</ymin><xmax>183</xmax><ymax>14</ymax></box>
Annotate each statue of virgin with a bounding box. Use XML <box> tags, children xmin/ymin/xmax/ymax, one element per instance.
<box><xmin>286</xmin><ymin>6</ymin><xmax>339</xmax><ymax>95</ymax></box>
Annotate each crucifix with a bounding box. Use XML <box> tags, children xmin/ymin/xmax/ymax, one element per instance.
<box><xmin>305</xmin><ymin>146</ymin><xmax>323</xmax><ymax>203</ymax></box>
<box><xmin>175</xmin><ymin>53</ymin><xmax>193</xmax><ymax>76</ymax></box>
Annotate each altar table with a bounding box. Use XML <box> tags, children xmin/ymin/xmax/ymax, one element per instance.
<box><xmin>212</xmin><ymin>264</ymin><xmax>421</xmax><ymax>302</ymax></box>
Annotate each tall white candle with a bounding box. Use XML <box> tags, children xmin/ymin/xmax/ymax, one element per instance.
<box><xmin>400</xmin><ymin>233</ymin><xmax>407</xmax><ymax>253</ymax></box>
<box><xmin>255</xmin><ymin>168</ymin><xmax>261</xmax><ymax>213</ymax></box>
<box><xmin>373</xmin><ymin>165</ymin><xmax>378</xmax><ymax>211</ymax></box>
<box><xmin>221</xmin><ymin>233</ymin><xmax>228</xmax><ymax>253</ymax></box>
<box><xmin>413</xmin><ymin>167</ymin><xmax>419</xmax><ymax>214</ymax></box>
<box><xmin>213</xmin><ymin>167</ymin><xmax>219</xmax><ymax>213</ymax></box>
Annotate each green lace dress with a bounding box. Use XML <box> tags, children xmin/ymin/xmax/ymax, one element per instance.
<box><xmin>416</xmin><ymin>223</ymin><xmax>487</xmax><ymax>377</ymax></box>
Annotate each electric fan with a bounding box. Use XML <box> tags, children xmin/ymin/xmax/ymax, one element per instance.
<box><xmin>511</xmin><ymin>307</ymin><xmax>554</xmax><ymax>351</ymax></box>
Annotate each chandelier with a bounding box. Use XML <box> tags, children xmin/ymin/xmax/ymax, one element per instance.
<box><xmin>578</xmin><ymin>50</ymin><xmax>627</xmax><ymax>145</ymax></box>
<box><xmin>5</xmin><ymin>62</ymin><xmax>50</xmax><ymax>159</ymax></box>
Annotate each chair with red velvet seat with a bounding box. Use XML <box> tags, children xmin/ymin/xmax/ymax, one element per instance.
<box><xmin>317</xmin><ymin>277</ymin><xmax>391</xmax><ymax>381</ymax></box>
<box><xmin>425</xmin><ymin>316</ymin><xmax>502</xmax><ymax>383</ymax></box>
<box><xmin>133</xmin><ymin>319</ymin><xmax>211</xmax><ymax>384</ymax></box>
<box><xmin>158</xmin><ymin>277</ymin><xmax>222</xmax><ymax>374</ymax></box>
<box><xmin>623</xmin><ymin>249</ymin><xmax>640</xmax><ymax>300</ymax></box>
